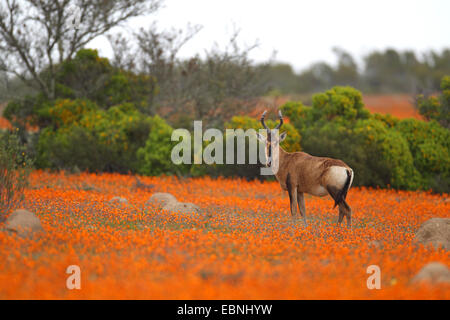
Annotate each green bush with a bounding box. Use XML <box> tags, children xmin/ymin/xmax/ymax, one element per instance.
<box><xmin>416</xmin><ymin>75</ymin><xmax>450</xmax><ymax>129</ymax></box>
<box><xmin>136</xmin><ymin>116</ymin><xmax>188</xmax><ymax>176</ymax></box>
<box><xmin>4</xmin><ymin>49</ymin><xmax>158</xmax><ymax>137</ymax></box>
<box><xmin>311</xmin><ymin>86</ymin><xmax>371</xmax><ymax>122</ymax></box>
<box><xmin>298</xmin><ymin>118</ymin><xmax>420</xmax><ymax>189</ymax></box>
<box><xmin>38</xmin><ymin>98</ymin><xmax>99</xmax><ymax>128</ymax></box>
<box><xmin>280</xmin><ymin>85</ymin><xmax>450</xmax><ymax>191</ymax></box>
<box><xmin>36</xmin><ymin>101</ymin><xmax>154</xmax><ymax>173</ymax></box>
<box><xmin>280</xmin><ymin>101</ymin><xmax>315</xmax><ymax>132</ymax></box>
<box><xmin>55</xmin><ymin>49</ymin><xmax>157</xmax><ymax>110</ymax></box>
<box><xmin>395</xmin><ymin>118</ymin><xmax>450</xmax><ymax>192</ymax></box>
<box><xmin>226</xmin><ymin>115</ymin><xmax>301</xmax><ymax>152</ymax></box>
<box><xmin>186</xmin><ymin>115</ymin><xmax>301</xmax><ymax>180</ymax></box>
<box><xmin>0</xmin><ymin>130</ymin><xmax>33</xmax><ymax>221</ymax></box>
<box><xmin>3</xmin><ymin>94</ymin><xmax>48</xmax><ymax>136</ymax></box>
<box><xmin>281</xmin><ymin>86</ymin><xmax>371</xmax><ymax>132</ymax></box>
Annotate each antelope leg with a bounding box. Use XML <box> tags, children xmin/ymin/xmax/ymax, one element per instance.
<box><xmin>297</xmin><ymin>192</ymin><xmax>308</xmax><ymax>226</ymax></box>
<box><xmin>287</xmin><ymin>186</ymin><xmax>299</xmax><ymax>221</ymax></box>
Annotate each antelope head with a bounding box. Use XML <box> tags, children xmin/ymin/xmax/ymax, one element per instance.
<box><xmin>256</xmin><ymin>110</ymin><xmax>287</xmax><ymax>167</ymax></box>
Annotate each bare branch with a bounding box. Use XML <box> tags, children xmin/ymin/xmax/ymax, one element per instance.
<box><xmin>0</xmin><ymin>0</ymin><xmax>163</xmax><ymax>99</ymax></box>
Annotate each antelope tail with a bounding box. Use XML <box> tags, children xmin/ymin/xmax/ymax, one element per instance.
<box><xmin>333</xmin><ymin>169</ymin><xmax>353</xmax><ymax>208</ymax></box>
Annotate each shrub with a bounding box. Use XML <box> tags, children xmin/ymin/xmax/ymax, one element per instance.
<box><xmin>281</xmin><ymin>86</ymin><xmax>434</xmax><ymax>190</ymax></box>
<box><xmin>55</xmin><ymin>49</ymin><xmax>157</xmax><ymax>109</ymax></box>
<box><xmin>280</xmin><ymin>101</ymin><xmax>315</xmax><ymax>132</ymax></box>
<box><xmin>38</xmin><ymin>98</ymin><xmax>99</xmax><ymax>128</ymax></box>
<box><xmin>4</xmin><ymin>49</ymin><xmax>158</xmax><ymax>136</ymax></box>
<box><xmin>188</xmin><ymin>115</ymin><xmax>301</xmax><ymax>180</ymax></box>
<box><xmin>36</xmin><ymin>101</ymin><xmax>153</xmax><ymax>173</ymax></box>
<box><xmin>0</xmin><ymin>130</ymin><xmax>32</xmax><ymax>221</ymax></box>
<box><xmin>416</xmin><ymin>75</ymin><xmax>450</xmax><ymax>129</ymax></box>
<box><xmin>226</xmin><ymin>115</ymin><xmax>301</xmax><ymax>152</ymax></box>
<box><xmin>311</xmin><ymin>86</ymin><xmax>371</xmax><ymax>122</ymax></box>
<box><xmin>137</xmin><ymin>116</ymin><xmax>187</xmax><ymax>176</ymax></box>
<box><xmin>395</xmin><ymin>118</ymin><xmax>450</xmax><ymax>192</ymax></box>
<box><xmin>3</xmin><ymin>94</ymin><xmax>47</xmax><ymax>135</ymax></box>
<box><xmin>299</xmin><ymin>118</ymin><xmax>420</xmax><ymax>189</ymax></box>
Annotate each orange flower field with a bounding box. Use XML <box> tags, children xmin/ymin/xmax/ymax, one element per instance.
<box><xmin>0</xmin><ymin>170</ymin><xmax>449</xmax><ymax>299</ymax></box>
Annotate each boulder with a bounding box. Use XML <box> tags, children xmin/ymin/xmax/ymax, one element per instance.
<box><xmin>4</xmin><ymin>209</ymin><xmax>44</xmax><ymax>237</ymax></box>
<box><xmin>146</xmin><ymin>192</ymin><xmax>177</xmax><ymax>208</ymax></box>
<box><xmin>415</xmin><ymin>218</ymin><xmax>450</xmax><ymax>250</ymax></box>
<box><xmin>411</xmin><ymin>262</ymin><xmax>450</xmax><ymax>284</ymax></box>
<box><xmin>162</xmin><ymin>201</ymin><xmax>201</xmax><ymax>215</ymax></box>
<box><xmin>108</xmin><ymin>196</ymin><xmax>129</xmax><ymax>205</ymax></box>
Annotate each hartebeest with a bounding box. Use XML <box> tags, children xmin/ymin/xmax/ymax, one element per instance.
<box><xmin>256</xmin><ymin>110</ymin><xmax>354</xmax><ymax>227</ymax></box>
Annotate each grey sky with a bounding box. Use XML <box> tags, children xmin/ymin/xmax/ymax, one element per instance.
<box><xmin>88</xmin><ymin>0</ymin><xmax>450</xmax><ymax>72</ymax></box>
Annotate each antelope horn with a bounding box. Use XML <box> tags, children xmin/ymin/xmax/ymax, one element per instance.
<box><xmin>275</xmin><ymin>110</ymin><xmax>283</xmax><ymax>129</ymax></box>
<box><xmin>260</xmin><ymin>110</ymin><xmax>269</xmax><ymax>131</ymax></box>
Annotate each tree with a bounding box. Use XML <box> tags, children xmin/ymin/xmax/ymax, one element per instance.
<box><xmin>262</xmin><ymin>63</ymin><xmax>300</xmax><ymax>94</ymax></box>
<box><xmin>0</xmin><ymin>0</ymin><xmax>162</xmax><ymax>100</ymax></box>
<box><xmin>296</xmin><ymin>62</ymin><xmax>335</xmax><ymax>93</ymax></box>
<box><xmin>415</xmin><ymin>75</ymin><xmax>450</xmax><ymax>129</ymax></box>
<box><xmin>121</xmin><ymin>27</ymin><xmax>270</xmax><ymax>127</ymax></box>
<box><xmin>332</xmin><ymin>47</ymin><xmax>358</xmax><ymax>87</ymax></box>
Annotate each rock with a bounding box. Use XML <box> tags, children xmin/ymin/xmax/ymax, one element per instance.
<box><xmin>146</xmin><ymin>193</ymin><xmax>177</xmax><ymax>208</ymax></box>
<box><xmin>108</xmin><ymin>196</ymin><xmax>129</xmax><ymax>205</ymax></box>
<box><xmin>411</xmin><ymin>262</ymin><xmax>450</xmax><ymax>284</ymax></box>
<box><xmin>133</xmin><ymin>176</ymin><xmax>155</xmax><ymax>191</ymax></box>
<box><xmin>4</xmin><ymin>209</ymin><xmax>44</xmax><ymax>237</ymax></box>
<box><xmin>368</xmin><ymin>240</ymin><xmax>383</xmax><ymax>248</ymax></box>
<box><xmin>415</xmin><ymin>218</ymin><xmax>450</xmax><ymax>250</ymax></box>
<box><xmin>162</xmin><ymin>201</ymin><xmax>201</xmax><ymax>215</ymax></box>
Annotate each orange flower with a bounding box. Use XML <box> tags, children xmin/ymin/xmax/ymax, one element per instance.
<box><xmin>0</xmin><ymin>170</ymin><xmax>448</xmax><ymax>299</ymax></box>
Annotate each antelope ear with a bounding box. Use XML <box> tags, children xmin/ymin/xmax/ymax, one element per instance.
<box><xmin>279</xmin><ymin>132</ymin><xmax>287</xmax><ymax>141</ymax></box>
<box><xmin>256</xmin><ymin>132</ymin><xmax>266</xmax><ymax>142</ymax></box>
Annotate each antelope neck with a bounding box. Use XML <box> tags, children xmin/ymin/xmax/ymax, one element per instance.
<box><xmin>273</xmin><ymin>146</ymin><xmax>289</xmax><ymax>181</ymax></box>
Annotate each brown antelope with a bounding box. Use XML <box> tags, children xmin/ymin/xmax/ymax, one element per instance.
<box><xmin>256</xmin><ymin>110</ymin><xmax>354</xmax><ymax>227</ymax></box>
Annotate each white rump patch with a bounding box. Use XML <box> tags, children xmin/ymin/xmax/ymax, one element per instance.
<box><xmin>327</xmin><ymin>166</ymin><xmax>349</xmax><ymax>188</ymax></box>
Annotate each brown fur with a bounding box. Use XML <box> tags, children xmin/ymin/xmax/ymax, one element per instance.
<box><xmin>275</xmin><ymin>149</ymin><xmax>350</xmax><ymax>192</ymax></box>
<box><xmin>273</xmin><ymin>147</ymin><xmax>353</xmax><ymax>227</ymax></box>
<box><xmin>259</xmin><ymin>110</ymin><xmax>353</xmax><ymax>227</ymax></box>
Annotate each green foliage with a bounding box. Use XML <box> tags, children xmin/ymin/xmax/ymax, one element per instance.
<box><xmin>225</xmin><ymin>115</ymin><xmax>301</xmax><ymax>152</ymax></box>
<box><xmin>371</xmin><ymin>113</ymin><xmax>400</xmax><ymax>128</ymax></box>
<box><xmin>4</xmin><ymin>94</ymin><xmax>48</xmax><ymax>133</ymax></box>
<box><xmin>187</xmin><ymin>115</ymin><xmax>301</xmax><ymax>180</ymax></box>
<box><xmin>36</xmin><ymin>101</ymin><xmax>153</xmax><ymax>173</ymax></box>
<box><xmin>279</xmin><ymin>101</ymin><xmax>315</xmax><ymax>132</ymax></box>
<box><xmin>38</xmin><ymin>98</ymin><xmax>99</xmax><ymax>128</ymax></box>
<box><xmin>416</xmin><ymin>75</ymin><xmax>450</xmax><ymax>129</ymax></box>
<box><xmin>353</xmin><ymin>120</ymin><xmax>421</xmax><ymax>189</ymax></box>
<box><xmin>55</xmin><ymin>49</ymin><xmax>157</xmax><ymax>110</ymax></box>
<box><xmin>282</xmin><ymin>85</ymin><xmax>449</xmax><ymax>192</ymax></box>
<box><xmin>222</xmin><ymin>115</ymin><xmax>300</xmax><ymax>179</ymax></box>
<box><xmin>136</xmin><ymin>116</ymin><xmax>187</xmax><ymax>176</ymax></box>
<box><xmin>311</xmin><ymin>86</ymin><xmax>370</xmax><ymax>122</ymax></box>
<box><xmin>4</xmin><ymin>49</ymin><xmax>157</xmax><ymax>135</ymax></box>
<box><xmin>0</xmin><ymin>130</ymin><xmax>32</xmax><ymax>221</ymax></box>
<box><xmin>395</xmin><ymin>118</ymin><xmax>450</xmax><ymax>192</ymax></box>
<box><xmin>298</xmin><ymin>118</ymin><xmax>420</xmax><ymax>189</ymax></box>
